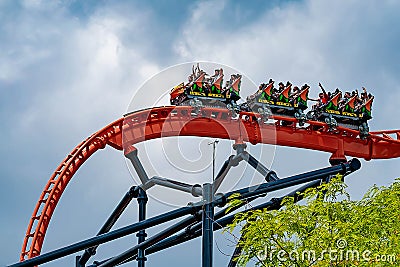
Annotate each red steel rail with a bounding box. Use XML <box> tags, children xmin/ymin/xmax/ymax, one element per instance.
<box><xmin>20</xmin><ymin>106</ymin><xmax>400</xmax><ymax>261</ymax></box>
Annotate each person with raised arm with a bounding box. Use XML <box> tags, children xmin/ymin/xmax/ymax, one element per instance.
<box><xmin>309</xmin><ymin>83</ymin><xmax>329</xmax><ymax>110</ymax></box>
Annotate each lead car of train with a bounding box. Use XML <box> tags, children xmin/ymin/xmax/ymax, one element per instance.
<box><xmin>169</xmin><ymin>66</ymin><xmax>373</xmax><ymax>139</ymax></box>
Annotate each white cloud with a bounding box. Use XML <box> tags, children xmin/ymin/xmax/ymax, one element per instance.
<box><xmin>174</xmin><ymin>0</ymin><xmax>400</xmax><ymax>95</ymax></box>
<box><xmin>5</xmin><ymin>3</ymin><xmax>163</xmax><ymax>141</ymax></box>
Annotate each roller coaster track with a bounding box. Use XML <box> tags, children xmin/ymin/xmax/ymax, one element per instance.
<box><xmin>20</xmin><ymin>106</ymin><xmax>400</xmax><ymax>261</ymax></box>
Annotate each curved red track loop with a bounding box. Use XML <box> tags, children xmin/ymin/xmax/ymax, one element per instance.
<box><xmin>21</xmin><ymin>106</ymin><xmax>400</xmax><ymax>261</ymax></box>
<box><xmin>20</xmin><ymin>119</ymin><xmax>123</xmax><ymax>261</ymax></box>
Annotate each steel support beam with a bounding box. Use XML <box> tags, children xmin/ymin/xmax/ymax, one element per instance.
<box><xmin>240</xmin><ymin>151</ymin><xmax>278</xmax><ymax>181</ymax></box>
<box><xmin>144</xmin><ymin>195</ymin><xmax>259</xmax><ymax>258</ymax></box>
<box><xmin>212</xmin><ymin>154</ymin><xmax>243</xmax><ymax>194</ymax></box>
<box><xmin>125</xmin><ymin>148</ymin><xmax>150</xmax><ymax>184</ymax></box>
<box><xmin>97</xmin><ymin>213</ymin><xmax>201</xmax><ymax>267</ymax></box>
<box><xmin>141</xmin><ymin>176</ymin><xmax>203</xmax><ymax>197</ymax></box>
<box><xmin>9</xmin><ymin>206</ymin><xmax>198</xmax><ymax>267</ymax></box>
<box><xmin>77</xmin><ymin>186</ymin><xmax>139</xmax><ymax>266</ymax></box>
<box><xmin>136</xmin><ymin>188</ymin><xmax>148</xmax><ymax>267</ymax></box>
<box><xmin>202</xmin><ymin>183</ymin><xmax>214</xmax><ymax>267</ymax></box>
<box><xmin>227</xmin><ymin>158</ymin><xmax>360</xmax><ymax>200</ymax></box>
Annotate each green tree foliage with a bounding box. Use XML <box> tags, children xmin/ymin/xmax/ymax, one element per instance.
<box><xmin>227</xmin><ymin>177</ymin><xmax>400</xmax><ymax>266</ymax></box>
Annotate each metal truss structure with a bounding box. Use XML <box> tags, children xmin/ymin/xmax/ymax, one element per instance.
<box><xmin>12</xmin><ymin>106</ymin><xmax>400</xmax><ymax>266</ymax></box>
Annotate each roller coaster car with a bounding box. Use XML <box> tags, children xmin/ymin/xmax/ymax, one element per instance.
<box><xmin>246</xmin><ymin>82</ymin><xmax>309</xmax><ymax>124</ymax></box>
<box><xmin>170</xmin><ymin>72</ymin><xmax>241</xmax><ymax>109</ymax></box>
<box><xmin>306</xmin><ymin>93</ymin><xmax>373</xmax><ymax>138</ymax></box>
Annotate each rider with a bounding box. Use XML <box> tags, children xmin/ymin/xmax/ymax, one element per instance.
<box><xmin>318</xmin><ymin>83</ymin><xmax>330</xmax><ymax>104</ymax></box>
<box><xmin>210</xmin><ymin>69</ymin><xmax>220</xmax><ymax>83</ymax></box>
<box><xmin>272</xmin><ymin>82</ymin><xmax>284</xmax><ymax>100</ymax></box>
<box><xmin>338</xmin><ymin>91</ymin><xmax>351</xmax><ymax>111</ymax></box>
<box><xmin>309</xmin><ymin>83</ymin><xmax>329</xmax><ymax>110</ymax></box>
<box><xmin>278</xmin><ymin>82</ymin><xmax>285</xmax><ymax>92</ymax></box>
<box><xmin>354</xmin><ymin>87</ymin><xmax>374</xmax><ymax>112</ymax></box>
<box><xmin>361</xmin><ymin>87</ymin><xmax>374</xmax><ymax>104</ymax></box>
<box><xmin>226</xmin><ymin>74</ymin><xmax>235</xmax><ymax>89</ymax></box>
<box><xmin>290</xmin><ymin>86</ymin><xmax>301</xmax><ymax>104</ymax></box>
<box><xmin>187</xmin><ymin>74</ymin><xmax>194</xmax><ymax>86</ymax></box>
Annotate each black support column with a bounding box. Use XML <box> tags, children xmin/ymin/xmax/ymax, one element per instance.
<box><xmin>136</xmin><ymin>188</ymin><xmax>148</xmax><ymax>267</ymax></box>
<box><xmin>202</xmin><ymin>183</ymin><xmax>214</xmax><ymax>267</ymax></box>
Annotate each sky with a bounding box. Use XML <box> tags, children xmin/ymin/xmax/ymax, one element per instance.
<box><xmin>1</xmin><ymin>0</ymin><xmax>400</xmax><ymax>266</ymax></box>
